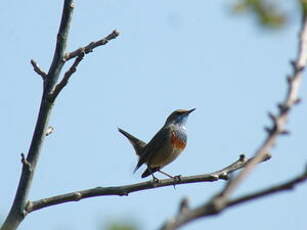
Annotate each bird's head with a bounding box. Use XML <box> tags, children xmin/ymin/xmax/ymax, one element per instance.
<box><xmin>164</xmin><ymin>108</ymin><xmax>195</xmax><ymax>126</ymax></box>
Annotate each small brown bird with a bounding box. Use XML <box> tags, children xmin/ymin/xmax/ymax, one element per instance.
<box><xmin>119</xmin><ymin>108</ymin><xmax>195</xmax><ymax>179</ymax></box>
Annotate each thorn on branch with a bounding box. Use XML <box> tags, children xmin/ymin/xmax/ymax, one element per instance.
<box><xmin>45</xmin><ymin>126</ymin><xmax>55</xmax><ymax>136</ymax></box>
<box><xmin>21</xmin><ymin>153</ymin><xmax>32</xmax><ymax>171</ymax></box>
<box><xmin>178</xmin><ymin>197</ymin><xmax>190</xmax><ymax>214</ymax></box>
<box><xmin>278</xmin><ymin>103</ymin><xmax>289</xmax><ymax>113</ymax></box>
<box><xmin>30</xmin><ymin>59</ymin><xmax>47</xmax><ymax>80</ymax></box>
<box><xmin>290</xmin><ymin>60</ymin><xmax>296</xmax><ymax>69</ymax></box>
<box><xmin>268</xmin><ymin>112</ymin><xmax>277</xmax><ymax>122</ymax></box>
<box><xmin>294</xmin><ymin>98</ymin><xmax>302</xmax><ymax>105</ymax></box>
<box><xmin>290</xmin><ymin>60</ymin><xmax>305</xmax><ymax>73</ymax></box>
<box><xmin>262</xmin><ymin>153</ymin><xmax>272</xmax><ymax>161</ymax></box>
<box><xmin>264</xmin><ymin>126</ymin><xmax>273</xmax><ymax>134</ymax></box>
<box><xmin>298</xmin><ymin>66</ymin><xmax>305</xmax><ymax>72</ymax></box>
<box><xmin>239</xmin><ymin>154</ymin><xmax>246</xmax><ymax>161</ymax></box>
<box><xmin>265</xmin><ymin>113</ymin><xmax>278</xmax><ymax>134</ymax></box>
<box><xmin>279</xmin><ymin>130</ymin><xmax>290</xmax><ymax>135</ymax></box>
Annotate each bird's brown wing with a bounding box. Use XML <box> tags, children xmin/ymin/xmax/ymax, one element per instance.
<box><xmin>134</xmin><ymin>126</ymin><xmax>170</xmax><ymax>172</ymax></box>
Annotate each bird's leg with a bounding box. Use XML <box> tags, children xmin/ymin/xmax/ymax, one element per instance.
<box><xmin>151</xmin><ymin>174</ymin><xmax>160</xmax><ymax>183</ymax></box>
<box><xmin>148</xmin><ymin>168</ymin><xmax>160</xmax><ymax>183</ymax></box>
<box><xmin>158</xmin><ymin>169</ymin><xmax>174</xmax><ymax>179</ymax></box>
<box><xmin>158</xmin><ymin>170</ymin><xmax>182</xmax><ymax>184</ymax></box>
<box><xmin>158</xmin><ymin>170</ymin><xmax>182</xmax><ymax>189</ymax></box>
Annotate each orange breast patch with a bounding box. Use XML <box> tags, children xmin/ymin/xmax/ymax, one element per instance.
<box><xmin>171</xmin><ymin>131</ymin><xmax>186</xmax><ymax>150</ymax></box>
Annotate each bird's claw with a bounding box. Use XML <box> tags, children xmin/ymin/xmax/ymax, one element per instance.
<box><xmin>152</xmin><ymin>177</ymin><xmax>160</xmax><ymax>183</ymax></box>
<box><xmin>171</xmin><ymin>175</ymin><xmax>182</xmax><ymax>190</ymax></box>
<box><xmin>173</xmin><ymin>175</ymin><xmax>182</xmax><ymax>182</ymax></box>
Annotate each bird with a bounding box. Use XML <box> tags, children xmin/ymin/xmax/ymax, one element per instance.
<box><xmin>118</xmin><ymin>108</ymin><xmax>195</xmax><ymax>180</ymax></box>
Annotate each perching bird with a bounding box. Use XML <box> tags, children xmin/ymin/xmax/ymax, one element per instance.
<box><xmin>118</xmin><ymin>108</ymin><xmax>195</xmax><ymax>179</ymax></box>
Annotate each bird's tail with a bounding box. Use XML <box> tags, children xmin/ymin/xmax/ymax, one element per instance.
<box><xmin>118</xmin><ymin>128</ymin><xmax>146</xmax><ymax>156</ymax></box>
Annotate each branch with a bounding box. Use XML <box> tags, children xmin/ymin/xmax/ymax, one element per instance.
<box><xmin>50</xmin><ymin>51</ymin><xmax>85</xmax><ymax>101</ymax></box>
<box><xmin>44</xmin><ymin>1</ymin><xmax>75</xmax><ymax>92</ymax></box>
<box><xmin>30</xmin><ymin>60</ymin><xmax>47</xmax><ymax>79</ymax></box>
<box><xmin>214</xmin><ymin>3</ymin><xmax>307</xmax><ymax>203</ymax></box>
<box><xmin>63</xmin><ymin>30</ymin><xmax>119</xmax><ymax>61</ymax></box>
<box><xmin>49</xmin><ymin>30</ymin><xmax>119</xmax><ymax>102</ymax></box>
<box><xmin>1</xmin><ymin>3</ymin><xmax>119</xmax><ymax>229</ymax></box>
<box><xmin>0</xmin><ymin>1</ymin><xmax>74</xmax><ymax>230</ymax></box>
<box><xmin>159</xmin><ymin>166</ymin><xmax>307</xmax><ymax>230</ymax></box>
<box><xmin>227</xmin><ymin>166</ymin><xmax>307</xmax><ymax>207</ymax></box>
<box><xmin>24</xmin><ymin>154</ymin><xmax>270</xmax><ymax>213</ymax></box>
<box><xmin>158</xmin><ymin>4</ymin><xmax>307</xmax><ymax>230</ymax></box>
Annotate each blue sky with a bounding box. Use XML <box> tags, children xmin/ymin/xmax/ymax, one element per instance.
<box><xmin>1</xmin><ymin>0</ymin><xmax>306</xmax><ymax>230</ymax></box>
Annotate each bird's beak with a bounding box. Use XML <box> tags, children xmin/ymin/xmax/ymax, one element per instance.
<box><xmin>186</xmin><ymin>108</ymin><xmax>196</xmax><ymax>114</ymax></box>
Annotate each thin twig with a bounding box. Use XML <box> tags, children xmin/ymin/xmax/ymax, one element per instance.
<box><xmin>227</xmin><ymin>166</ymin><xmax>307</xmax><ymax>207</ymax></box>
<box><xmin>159</xmin><ymin>166</ymin><xmax>307</xmax><ymax>230</ymax></box>
<box><xmin>30</xmin><ymin>60</ymin><xmax>47</xmax><ymax>79</ymax></box>
<box><xmin>215</xmin><ymin>4</ymin><xmax>307</xmax><ymax>203</ymax></box>
<box><xmin>0</xmin><ymin>2</ymin><xmax>75</xmax><ymax>230</ymax></box>
<box><xmin>1</xmin><ymin>2</ymin><xmax>118</xmax><ymax>230</ymax></box>
<box><xmin>64</xmin><ymin>30</ymin><xmax>119</xmax><ymax>61</ymax></box>
<box><xmin>50</xmin><ymin>52</ymin><xmax>85</xmax><ymax>101</ymax></box>
<box><xmin>24</xmin><ymin>154</ymin><xmax>270</xmax><ymax>213</ymax></box>
<box><xmin>159</xmin><ymin>4</ymin><xmax>307</xmax><ymax>230</ymax></box>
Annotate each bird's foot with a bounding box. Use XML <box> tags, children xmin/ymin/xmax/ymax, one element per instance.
<box><xmin>171</xmin><ymin>175</ymin><xmax>182</xmax><ymax>190</ymax></box>
<box><xmin>151</xmin><ymin>175</ymin><xmax>160</xmax><ymax>184</ymax></box>
<box><xmin>173</xmin><ymin>175</ymin><xmax>182</xmax><ymax>183</ymax></box>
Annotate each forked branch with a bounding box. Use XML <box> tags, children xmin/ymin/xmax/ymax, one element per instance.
<box><xmin>216</xmin><ymin>3</ymin><xmax>307</xmax><ymax>202</ymax></box>
<box><xmin>50</xmin><ymin>52</ymin><xmax>85</xmax><ymax>101</ymax></box>
<box><xmin>159</xmin><ymin>166</ymin><xmax>307</xmax><ymax>230</ymax></box>
<box><xmin>0</xmin><ymin>1</ymin><xmax>118</xmax><ymax>230</ymax></box>
<box><xmin>159</xmin><ymin>3</ymin><xmax>307</xmax><ymax>230</ymax></box>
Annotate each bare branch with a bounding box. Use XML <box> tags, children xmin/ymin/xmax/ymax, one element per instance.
<box><xmin>159</xmin><ymin>166</ymin><xmax>307</xmax><ymax>230</ymax></box>
<box><xmin>24</xmin><ymin>154</ymin><xmax>270</xmax><ymax>213</ymax></box>
<box><xmin>227</xmin><ymin>166</ymin><xmax>307</xmax><ymax>207</ymax></box>
<box><xmin>158</xmin><ymin>6</ymin><xmax>307</xmax><ymax>230</ymax></box>
<box><xmin>2</xmin><ymin>3</ymin><xmax>119</xmax><ymax>229</ymax></box>
<box><xmin>30</xmin><ymin>60</ymin><xmax>47</xmax><ymax>79</ymax></box>
<box><xmin>1</xmin><ymin>2</ymin><xmax>75</xmax><ymax>230</ymax></box>
<box><xmin>50</xmin><ymin>51</ymin><xmax>85</xmax><ymax>101</ymax></box>
<box><xmin>214</xmin><ymin>6</ymin><xmax>307</xmax><ymax>203</ymax></box>
<box><xmin>64</xmin><ymin>30</ymin><xmax>119</xmax><ymax>61</ymax></box>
